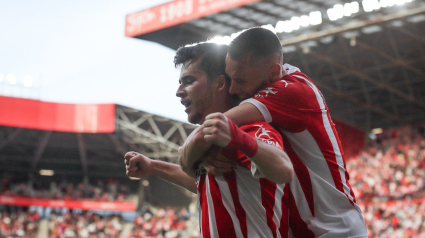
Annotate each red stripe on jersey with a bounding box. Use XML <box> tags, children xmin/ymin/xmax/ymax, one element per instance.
<box><xmin>223</xmin><ymin>172</ymin><xmax>248</xmax><ymax>238</ymax></box>
<box><xmin>307</xmin><ymin>120</ymin><xmax>354</xmax><ymax>206</ymax></box>
<box><xmin>198</xmin><ymin>174</ymin><xmax>211</xmax><ymax>238</ymax></box>
<box><xmin>281</xmin><ymin>136</ymin><xmax>315</xmax><ymax>216</ymax></box>
<box><xmin>208</xmin><ymin>174</ymin><xmax>237</xmax><ymax>238</ymax></box>
<box><xmin>278</xmin><ymin>185</ymin><xmax>290</xmax><ymax>238</ymax></box>
<box><xmin>288</xmin><ymin>188</ymin><xmax>315</xmax><ymax>238</ymax></box>
<box><xmin>331</xmin><ymin>123</ymin><xmax>357</xmax><ymax>204</ymax></box>
<box><xmin>301</xmin><ymin>75</ymin><xmax>355</xmax><ymax>206</ymax></box>
<box><xmin>260</xmin><ymin>178</ymin><xmax>277</xmax><ymax>238</ymax></box>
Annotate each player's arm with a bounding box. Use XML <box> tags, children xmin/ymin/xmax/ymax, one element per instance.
<box><xmin>125</xmin><ymin>152</ymin><xmax>196</xmax><ymax>193</ymax></box>
<box><xmin>224</xmin><ymin>102</ymin><xmax>265</xmax><ymax>126</ymax></box>
<box><xmin>178</xmin><ymin>127</ymin><xmax>235</xmax><ymax>177</ymax></box>
<box><xmin>178</xmin><ymin>126</ymin><xmax>211</xmax><ymax>178</ymax></box>
<box><xmin>204</xmin><ymin>113</ymin><xmax>293</xmax><ymax>184</ymax></box>
<box><xmin>178</xmin><ymin>103</ymin><xmax>263</xmax><ymax>175</ymax></box>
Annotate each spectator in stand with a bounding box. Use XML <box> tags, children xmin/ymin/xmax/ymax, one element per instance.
<box><xmin>0</xmin><ymin>207</ymin><xmax>39</xmax><ymax>238</ymax></box>
<box><xmin>0</xmin><ymin>176</ymin><xmax>131</xmax><ymax>201</ymax></box>
<box><xmin>48</xmin><ymin>210</ymin><xmax>124</xmax><ymax>238</ymax></box>
<box><xmin>347</xmin><ymin>126</ymin><xmax>425</xmax><ymax>202</ymax></box>
<box><xmin>130</xmin><ymin>207</ymin><xmax>191</xmax><ymax>238</ymax></box>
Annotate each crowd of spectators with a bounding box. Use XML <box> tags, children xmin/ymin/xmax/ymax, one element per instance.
<box><xmin>347</xmin><ymin>126</ymin><xmax>425</xmax><ymax>202</ymax></box>
<box><xmin>1</xmin><ymin>126</ymin><xmax>424</xmax><ymax>237</ymax></box>
<box><xmin>361</xmin><ymin>199</ymin><xmax>425</xmax><ymax>238</ymax></box>
<box><xmin>48</xmin><ymin>211</ymin><xmax>124</xmax><ymax>238</ymax></box>
<box><xmin>345</xmin><ymin>126</ymin><xmax>425</xmax><ymax>237</ymax></box>
<box><xmin>0</xmin><ymin>206</ymin><xmax>40</xmax><ymax>238</ymax></box>
<box><xmin>129</xmin><ymin>207</ymin><xmax>198</xmax><ymax>238</ymax></box>
<box><xmin>0</xmin><ymin>176</ymin><xmax>130</xmax><ymax>201</ymax></box>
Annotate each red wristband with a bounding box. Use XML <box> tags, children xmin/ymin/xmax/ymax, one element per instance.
<box><xmin>224</xmin><ymin>118</ymin><xmax>258</xmax><ymax>157</ymax></box>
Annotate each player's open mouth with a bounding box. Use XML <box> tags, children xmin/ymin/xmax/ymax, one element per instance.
<box><xmin>181</xmin><ymin>100</ymin><xmax>192</xmax><ymax>111</ymax></box>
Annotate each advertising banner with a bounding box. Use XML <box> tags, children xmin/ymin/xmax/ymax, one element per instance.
<box><xmin>125</xmin><ymin>0</ymin><xmax>261</xmax><ymax>37</ymax></box>
<box><xmin>0</xmin><ymin>195</ymin><xmax>136</xmax><ymax>211</ymax></box>
<box><xmin>0</xmin><ymin>96</ymin><xmax>115</xmax><ymax>133</ymax></box>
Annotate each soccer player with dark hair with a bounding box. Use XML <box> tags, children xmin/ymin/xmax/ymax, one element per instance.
<box><xmin>125</xmin><ymin>43</ymin><xmax>293</xmax><ymax>237</ymax></box>
<box><xmin>179</xmin><ymin>28</ymin><xmax>368</xmax><ymax>237</ymax></box>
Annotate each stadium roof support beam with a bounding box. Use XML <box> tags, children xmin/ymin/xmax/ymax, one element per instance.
<box><xmin>115</xmin><ymin>106</ymin><xmax>195</xmax><ymax>162</ymax></box>
<box><xmin>108</xmin><ymin>133</ymin><xmax>127</xmax><ymax>155</ymax></box>
<box><xmin>77</xmin><ymin>133</ymin><xmax>88</xmax><ymax>179</ymax></box>
<box><xmin>30</xmin><ymin>131</ymin><xmax>51</xmax><ymax>173</ymax></box>
<box><xmin>309</xmin><ymin>51</ymin><xmax>425</xmax><ymax>109</ymax></box>
<box><xmin>0</xmin><ymin>128</ymin><xmax>22</xmax><ymax>152</ymax></box>
<box><xmin>280</xmin><ymin>6</ymin><xmax>425</xmax><ymax>46</ymax></box>
<box><xmin>311</xmin><ymin>75</ymin><xmax>403</xmax><ymax>127</ymax></box>
<box><xmin>356</xmin><ymin>41</ymin><xmax>425</xmax><ymax>83</ymax></box>
<box><xmin>203</xmin><ymin>16</ymin><xmax>239</xmax><ymax>31</ymax></box>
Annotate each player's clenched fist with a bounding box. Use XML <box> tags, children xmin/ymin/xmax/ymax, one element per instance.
<box><xmin>202</xmin><ymin>113</ymin><xmax>232</xmax><ymax>147</ymax></box>
<box><xmin>124</xmin><ymin>151</ymin><xmax>152</xmax><ymax>178</ymax></box>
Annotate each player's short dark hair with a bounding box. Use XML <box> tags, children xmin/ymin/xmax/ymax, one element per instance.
<box><xmin>228</xmin><ymin>27</ymin><xmax>283</xmax><ymax>60</ymax></box>
<box><xmin>174</xmin><ymin>43</ymin><xmax>230</xmax><ymax>83</ymax></box>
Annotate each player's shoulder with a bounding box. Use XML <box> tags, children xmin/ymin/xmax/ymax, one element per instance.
<box><xmin>240</xmin><ymin>121</ymin><xmax>284</xmax><ymax>149</ymax></box>
<box><xmin>239</xmin><ymin>121</ymin><xmax>274</xmax><ymax>132</ymax></box>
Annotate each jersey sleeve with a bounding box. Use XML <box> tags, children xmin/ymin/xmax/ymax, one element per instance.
<box><xmin>239</xmin><ymin>121</ymin><xmax>284</xmax><ymax>178</ymax></box>
<box><xmin>241</xmin><ymin>74</ymin><xmax>315</xmax><ymax>133</ymax></box>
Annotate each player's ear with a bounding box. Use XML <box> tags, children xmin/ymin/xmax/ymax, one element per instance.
<box><xmin>214</xmin><ymin>75</ymin><xmax>227</xmax><ymax>93</ymax></box>
<box><xmin>269</xmin><ymin>63</ymin><xmax>282</xmax><ymax>82</ymax></box>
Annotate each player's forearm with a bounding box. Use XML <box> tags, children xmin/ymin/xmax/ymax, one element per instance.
<box><xmin>151</xmin><ymin>160</ymin><xmax>197</xmax><ymax>193</ymax></box>
<box><xmin>224</xmin><ymin>103</ymin><xmax>265</xmax><ymax>126</ymax></box>
<box><xmin>179</xmin><ymin>127</ymin><xmax>212</xmax><ymax>177</ymax></box>
<box><xmin>249</xmin><ymin>142</ymin><xmax>294</xmax><ymax>184</ymax></box>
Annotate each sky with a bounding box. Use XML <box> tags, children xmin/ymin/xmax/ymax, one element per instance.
<box><xmin>0</xmin><ymin>0</ymin><xmax>190</xmax><ymax>123</ymax></box>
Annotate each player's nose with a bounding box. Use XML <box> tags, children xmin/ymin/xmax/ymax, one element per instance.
<box><xmin>228</xmin><ymin>83</ymin><xmax>240</xmax><ymax>95</ymax></box>
<box><xmin>176</xmin><ymin>85</ymin><xmax>186</xmax><ymax>98</ymax></box>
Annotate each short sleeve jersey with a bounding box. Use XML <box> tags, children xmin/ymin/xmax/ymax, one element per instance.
<box><xmin>195</xmin><ymin>121</ymin><xmax>290</xmax><ymax>238</ymax></box>
<box><xmin>241</xmin><ymin>64</ymin><xmax>367</xmax><ymax>238</ymax></box>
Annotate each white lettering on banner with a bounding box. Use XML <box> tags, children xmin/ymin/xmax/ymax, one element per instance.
<box><xmin>82</xmin><ymin>201</ymin><xmax>98</xmax><ymax>208</ymax></box>
<box><xmin>127</xmin><ymin>10</ymin><xmax>157</xmax><ymax>33</ymax></box>
<box><xmin>49</xmin><ymin>200</ymin><xmax>65</xmax><ymax>207</ymax></box>
<box><xmin>0</xmin><ymin>196</ymin><xmax>14</xmax><ymax>203</ymax></box>
<box><xmin>100</xmin><ymin>203</ymin><xmax>117</xmax><ymax>209</ymax></box>
<box><xmin>160</xmin><ymin>0</ymin><xmax>193</xmax><ymax>23</ymax></box>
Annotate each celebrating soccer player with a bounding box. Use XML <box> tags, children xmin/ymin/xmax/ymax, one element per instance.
<box><xmin>179</xmin><ymin>28</ymin><xmax>368</xmax><ymax>237</ymax></box>
<box><xmin>125</xmin><ymin>43</ymin><xmax>293</xmax><ymax>237</ymax></box>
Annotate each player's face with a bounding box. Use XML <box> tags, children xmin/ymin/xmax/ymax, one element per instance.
<box><xmin>176</xmin><ymin>60</ymin><xmax>213</xmax><ymax>124</ymax></box>
<box><xmin>225</xmin><ymin>54</ymin><xmax>269</xmax><ymax>100</ymax></box>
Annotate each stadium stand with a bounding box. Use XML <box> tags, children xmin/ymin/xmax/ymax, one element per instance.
<box><xmin>0</xmin><ymin>206</ymin><xmax>40</xmax><ymax>238</ymax></box>
<box><xmin>347</xmin><ymin>126</ymin><xmax>425</xmax><ymax>237</ymax></box>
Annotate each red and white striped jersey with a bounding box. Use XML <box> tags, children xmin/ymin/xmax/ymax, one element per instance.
<box><xmin>195</xmin><ymin>121</ymin><xmax>290</xmax><ymax>238</ymax></box>
<box><xmin>241</xmin><ymin>64</ymin><xmax>367</xmax><ymax>238</ymax></box>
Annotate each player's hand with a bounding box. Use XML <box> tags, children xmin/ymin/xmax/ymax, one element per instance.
<box><xmin>202</xmin><ymin>147</ymin><xmax>236</xmax><ymax>176</ymax></box>
<box><xmin>124</xmin><ymin>151</ymin><xmax>153</xmax><ymax>178</ymax></box>
<box><xmin>203</xmin><ymin>113</ymin><xmax>232</xmax><ymax>147</ymax></box>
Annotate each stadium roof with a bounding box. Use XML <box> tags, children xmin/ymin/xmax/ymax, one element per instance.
<box><xmin>0</xmin><ymin>98</ymin><xmax>196</xmax><ymax>179</ymax></box>
<box><xmin>126</xmin><ymin>0</ymin><xmax>425</xmax><ymax>130</ymax></box>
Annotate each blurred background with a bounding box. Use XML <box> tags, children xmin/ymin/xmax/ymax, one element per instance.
<box><xmin>1</xmin><ymin>0</ymin><xmax>424</xmax><ymax>237</ymax></box>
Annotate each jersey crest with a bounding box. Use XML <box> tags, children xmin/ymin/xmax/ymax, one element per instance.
<box><xmin>253</xmin><ymin>124</ymin><xmax>282</xmax><ymax>149</ymax></box>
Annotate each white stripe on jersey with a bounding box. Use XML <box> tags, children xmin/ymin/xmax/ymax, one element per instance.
<box><xmin>197</xmin><ymin>191</ymin><xmax>203</xmax><ymax>238</ymax></box>
<box><xmin>234</xmin><ymin>168</ymin><xmax>274</xmax><ymax>238</ymax></box>
<box><xmin>241</xmin><ymin>67</ymin><xmax>367</xmax><ymax>237</ymax></box>
<box><xmin>206</xmin><ymin>175</ymin><xmax>219</xmax><ymax>237</ymax></box>
<box><xmin>214</xmin><ymin>176</ymin><xmax>245</xmax><ymax>237</ymax></box>
<box><xmin>273</xmin><ymin>183</ymin><xmax>286</xmax><ymax>238</ymax></box>
<box><xmin>292</xmin><ymin>74</ymin><xmax>354</xmax><ymax>202</ymax></box>
<box><xmin>241</xmin><ymin>99</ymin><xmax>272</xmax><ymax>123</ymax></box>
<box><xmin>283</xmin><ymin>63</ymin><xmax>301</xmax><ymax>74</ymax></box>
